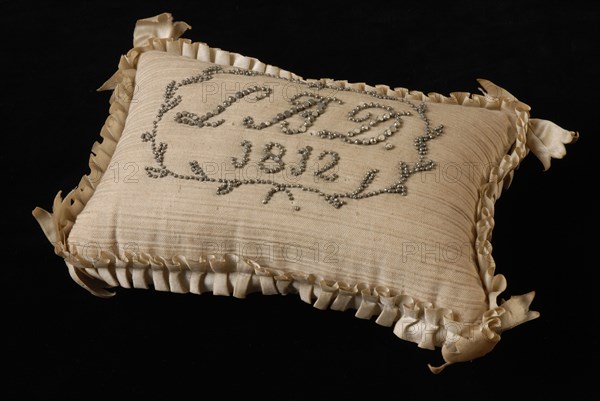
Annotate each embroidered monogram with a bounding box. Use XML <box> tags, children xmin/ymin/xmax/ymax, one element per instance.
<box><xmin>142</xmin><ymin>66</ymin><xmax>444</xmax><ymax>209</ymax></box>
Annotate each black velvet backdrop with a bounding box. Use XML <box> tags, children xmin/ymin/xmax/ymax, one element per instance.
<box><xmin>5</xmin><ymin>1</ymin><xmax>597</xmax><ymax>399</ymax></box>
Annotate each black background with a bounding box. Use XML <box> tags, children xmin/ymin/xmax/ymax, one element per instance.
<box><xmin>4</xmin><ymin>1</ymin><xmax>597</xmax><ymax>399</ymax></box>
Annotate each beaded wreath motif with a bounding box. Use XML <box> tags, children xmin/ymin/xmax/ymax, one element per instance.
<box><xmin>142</xmin><ymin>66</ymin><xmax>444</xmax><ymax>209</ymax></box>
